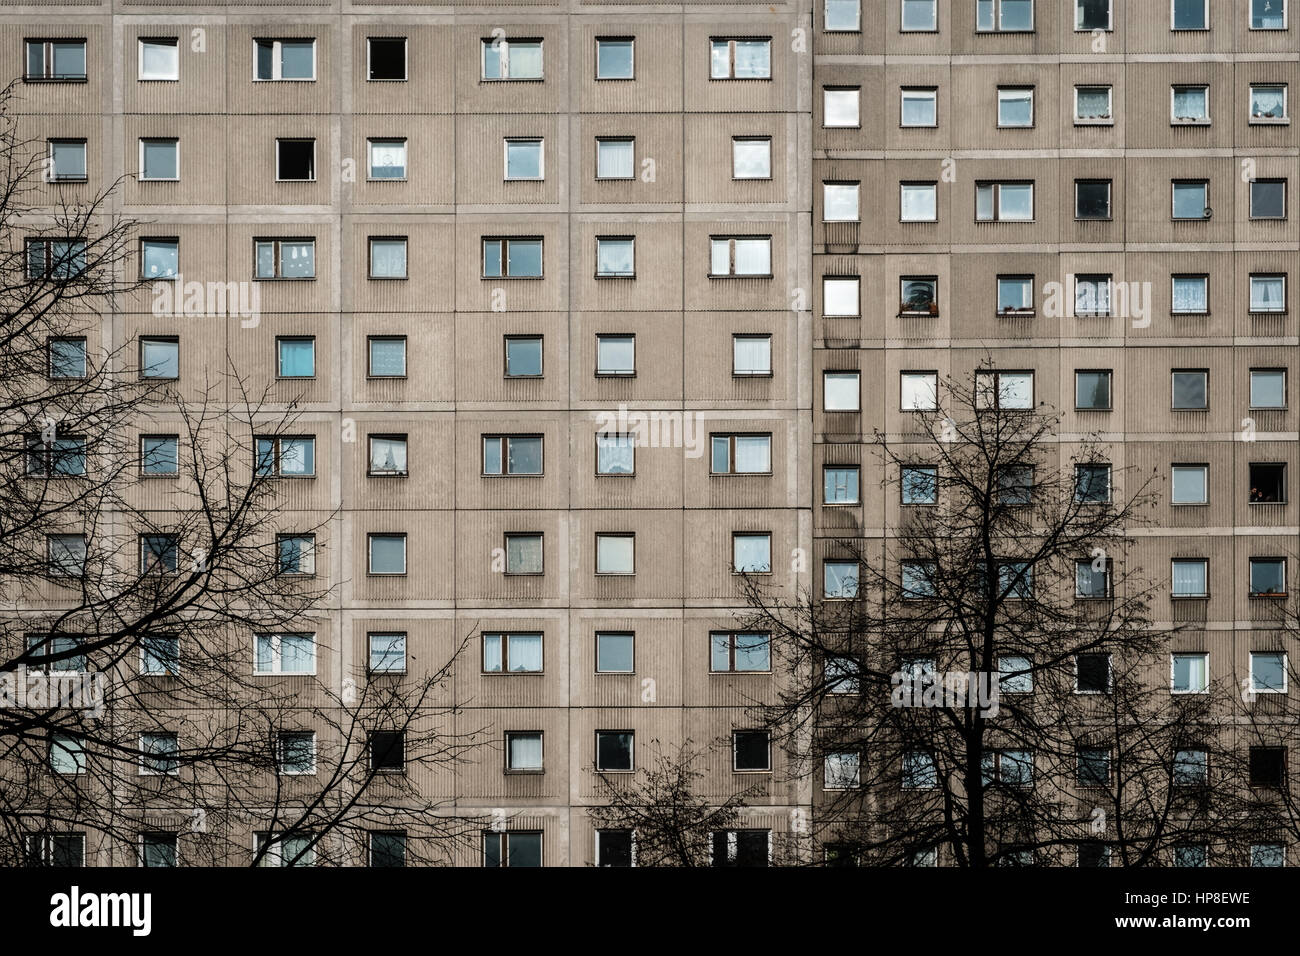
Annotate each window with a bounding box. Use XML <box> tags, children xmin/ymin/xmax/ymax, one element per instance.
<box><xmin>482</xmin><ymin>434</ymin><xmax>542</xmax><ymax>476</ymax></box>
<box><xmin>596</xmin><ymin>334</ymin><xmax>635</xmax><ymax>375</ymax></box>
<box><xmin>1172</xmin><ymin>558</ymin><xmax>1209</xmax><ymax>597</ymax></box>
<box><xmin>276</xmin><ymin>337</ymin><xmax>314</xmax><ymax>378</ymax></box>
<box><xmin>366</xmin><ymin>37</ymin><xmax>406</xmax><ymax>81</ymax></box>
<box><xmin>482</xmin><ymin>38</ymin><xmax>543</xmax><ymax>80</ymax></box>
<box><xmin>1074</xmin><ymin>85</ymin><xmax>1113</xmax><ymax>123</ymax></box>
<box><xmin>975</xmin><ymin>370</ymin><xmax>1033</xmax><ymax>409</ymax></box>
<box><xmin>1172</xmin><ymin>274</ymin><xmax>1209</xmax><ymax>313</ymax></box>
<box><xmin>28</xmin><ymin>833</ymin><xmax>85</xmax><ymax>867</ymax></box>
<box><xmin>710</xmin><ymin>632</ymin><xmax>771</xmax><ymax>672</ymax></box>
<box><xmin>1075</xmin><ymin>0</ymin><xmax>1112</xmax><ymax>30</ymax></box>
<box><xmin>25</xmin><ymin>239</ymin><xmax>86</xmax><ymax>280</ymax></box>
<box><xmin>710</xmin><ymin>38</ymin><xmax>771</xmax><ymax>79</ymax></box>
<box><xmin>733</xmin><ymin>334</ymin><xmax>771</xmax><ymax>376</ymax></box>
<box><xmin>1171</xmin><ymin>85</ymin><xmax>1209</xmax><ymax>123</ymax></box>
<box><xmin>826</xmin><ymin>656</ymin><xmax>862</xmax><ymax>694</ymax></box>
<box><xmin>1251</xmin><ymin>0</ymin><xmax>1287</xmax><ymax>28</ymax></box>
<box><xmin>711</xmin><ymin>830</ymin><xmax>769</xmax><ymax>867</ymax></box>
<box><xmin>710</xmin><ymin>236</ymin><xmax>771</xmax><ymax>276</ymax></box>
<box><xmin>824</xmin><ymin>277</ymin><xmax>860</xmax><ymax>317</ymax></box>
<box><xmin>140</xmin><ymin>833</ymin><xmax>177</xmax><ymax>868</ymax></box>
<box><xmin>254</xmin><ymin>238</ymin><xmax>315</xmax><ymax>279</ymax></box>
<box><xmin>997</xmin><ymin>466</ymin><xmax>1033</xmax><ymax>505</ymax></box>
<box><xmin>483</xmin><ymin>832</ymin><xmax>542</xmax><ymax>867</ymax></box>
<box><xmin>47</xmin><ymin>534</ymin><xmax>86</xmax><ymax>577</ymax></box>
<box><xmin>1252</xmin><ymin>843</ymin><xmax>1285</xmax><ymax>867</ymax></box>
<box><xmin>900</xmin><ymin>373</ymin><xmax>939</xmax><ymax>413</ymax></box>
<box><xmin>27</xmin><ymin>634</ymin><xmax>85</xmax><ymax>673</ymax></box>
<box><xmin>596</xmin><ymin>138</ymin><xmax>634</xmax><ymax>179</ymax></box>
<box><xmin>596</xmin><ymin>731</ymin><xmax>634</xmax><ymax>772</ymax></box>
<box><xmin>368</xmin><ymin>336</ymin><xmax>406</xmax><ymax>377</ymax></box>
<box><xmin>141</xmin><ymin>732</ymin><xmax>180</xmax><ymax>775</ymax></box>
<box><xmin>1171</xmin><ymin>465</ymin><xmax>1207</xmax><ymax>504</ymax></box>
<box><xmin>975</xmin><ymin>181</ymin><xmax>1033</xmax><ymax>221</ymax></box>
<box><xmin>825</xmin><ymin>0</ymin><xmax>862</xmax><ymax>30</ymax></box>
<box><xmin>368</xmin><ymin>237</ymin><xmax>407</xmax><ymax>279</ymax></box>
<box><xmin>255</xmin><ymin>633</ymin><xmax>315</xmax><ymax>674</ymax></box>
<box><xmin>254</xmin><ymin>38</ymin><xmax>315</xmax><ymax>80</ymax></box>
<box><xmin>1072</xmin><ymin>274</ymin><xmax>1111</xmax><ymax>316</ymax></box>
<box><xmin>902</xmin><ymin>465</ymin><xmax>938</xmax><ymax>504</ymax></box>
<box><xmin>140</xmin><ymin>238</ymin><xmax>178</xmax><ymax>279</ymax></box>
<box><xmin>824</xmin><ymin>753</ymin><xmax>861</xmax><ymax>789</ymax></box>
<box><xmin>824</xmin><ymin>560</ymin><xmax>859</xmax><ymax>598</ymax></box>
<box><xmin>1172</xmin><ymin>653</ymin><xmax>1209</xmax><ymax>693</ymax></box>
<box><xmin>998</xmin><ymin>655</ymin><xmax>1034</xmax><ymax>693</ymax></box>
<box><xmin>1170</xmin><ymin>181</ymin><xmax>1209</xmax><ymax>222</ymax></box>
<box><xmin>1077</xmin><ymin>748</ymin><xmax>1111</xmax><ymax>786</ymax></box>
<box><xmin>903</xmin><ymin>751</ymin><xmax>938</xmax><ymax>789</ymax></box>
<box><xmin>137</xmin><ymin>337</ymin><xmax>178</xmax><ymax>381</ymax></box>
<box><xmin>141</xmin><ymin>435</ymin><xmax>178</xmax><ymax>476</ymax></box>
<box><xmin>595</xmin><ymin>237</ymin><xmax>635</xmax><ymax>277</ymax></box>
<box><xmin>733</xmin><ymin>731</ymin><xmax>771</xmax><ymax>772</ymax></box>
<box><xmin>1250</xmin><ymin>274</ymin><xmax>1286</xmax><ymax>312</ymax></box>
<box><xmin>1172</xmin><ymin>0</ymin><xmax>1208</xmax><ymax>30</ymax></box>
<box><xmin>997</xmin><ymin>87</ymin><xmax>1033</xmax><ymax>127</ymax></box>
<box><xmin>26</xmin><ymin>435</ymin><xmax>87</xmax><ymax>477</ymax></box>
<box><xmin>505</xmin><ymin>731</ymin><xmax>543</xmax><ymax>771</ymax></box>
<box><xmin>483</xmin><ymin>632</ymin><xmax>543</xmax><ymax>673</ymax></box>
<box><xmin>1076</xmin><ymin>653</ymin><xmax>1112</xmax><ymax>693</ymax></box>
<box><xmin>275</xmin><ymin>138</ymin><xmax>315</xmax><ymax>182</ymax></box>
<box><xmin>1074</xmin><ymin>179</ymin><xmax>1111</xmax><ymax>220</ymax></box>
<box><xmin>1171</xmin><ymin>369</ymin><xmax>1207</xmax><ymax>410</ymax></box>
<box><xmin>504</xmin><ymin>336</ymin><xmax>542</xmax><ymax>378</ymax></box>
<box><xmin>824</xmin><ymin>371</ymin><xmax>860</xmax><ymax>411</ymax></box>
<box><xmin>139</xmin><ymin>138</ymin><xmax>179</xmax><ymax>182</ymax></box>
<box><xmin>595</xmin><ymin>432</ymin><xmax>636</xmax><ymax>476</ymax></box>
<box><xmin>1249</xmin><ymin>747</ymin><xmax>1285</xmax><ymax>787</ymax></box>
<box><xmin>901</xmin><ymin>561</ymin><xmax>937</xmax><ymax>598</ymax></box>
<box><xmin>1250</xmin><ymin>557</ymin><xmax>1286</xmax><ymax>596</ymax></box>
<box><xmin>901</xmin><ymin>0</ymin><xmax>938</xmax><ymax>30</ymax></box>
<box><xmin>48</xmin><ymin>338</ymin><xmax>86</xmax><ymax>379</ymax></box>
<box><xmin>138</xmin><ymin>37</ymin><xmax>178</xmax><ymax>80</ymax></box>
<box><xmin>824</xmin><ymin>466</ymin><xmax>860</xmax><ymax>504</ymax></box>
<box><xmin>482</xmin><ymin>237</ymin><xmax>542</xmax><ymax>278</ymax></box>
<box><xmin>1251</xmin><ymin>179</ymin><xmax>1287</xmax><ymax>219</ymax></box>
<box><xmin>710</xmin><ymin>434</ymin><xmax>771</xmax><ymax>475</ymax></box>
<box><xmin>997</xmin><ymin>276</ymin><xmax>1034</xmax><ymax>315</ymax></box>
<box><xmin>733</xmin><ymin>137</ymin><xmax>771</xmax><ymax>179</ymax></box>
<box><xmin>1173</xmin><ymin>750</ymin><xmax>1209</xmax><ymax>786</ymax></box>
<box><xmin>824</xmin><ymin>87</ymin><xmax>861</xmax><ymax>127</ymax></box>
<box><xmin>367</xmin><ymin>138</ymin><xmax>406</xmax><ymax>180</ymax></box>
<box><xmin>982</xmin><ymin>750</ymin><xmax>1034</xmax><ymax>788</ymax></box>
<box><xmin>141</xmin><ymin>635</ymin><xmax>179</xmax><ymax>677</ymax></box>
<box><xmin>595</xmin><ymin>632</ymin><xmax>634</xmax><ymax>673</ymax></box>
<box><xmin>900</xmin><ymin>87</ymin><xmax>937</xmax><ymax>127</ymax></box>
<box><xmin>595</xmin><ymin>37</ymin><xmax>634</xmax><ymax>79</ymax></box>
<box><xmin>1078</xmin><ymin>842</ymin><xmax>1110</xmax><ymax>869</ymax></box>
<box><xmin>25</xmin><ymin>39</ymin><xmax>86</xmax><ymax>82</ymax></box>
<box><xmin>595</xmin><ymin>534</ymin><xmax>635</xmax><ymax>575</ymax></box>
<box><xmin>1251</xmin><ymin>84</ymin><xmax>1288</xmax><ymax>122</ymax></box>
<box><xmin>1251</xmin><ymin>369</ymin><xmax>1286</xmax><ymax>408</ymax></box>
<box><xmin>369</xmin><ymin>832</ymin><xmax>406</xmax><ymax>867</ymax></box>
<box><xmin>732</xmin><ymin>533</ymin><xmax>772</xmax><ymax>573</ymax></box>
<box><xmin>140</xmin><ymin>534</ymin><xmax>179</xmax><ymax>573</ymax></box>
<box><xmin>900</xmin><ymin>276</ymin><xmax>938</xmax><ymax>314</ymax></box>
<box><xmin>47</xmin><ymin>140</ymin><xmax>86</xmax><ymax>182</ymax></box>
<box><xmin>369</xmin><ymin>731</ymin><xmax>404</xmax><ymax>773</ymax></box>
<box><xmin>1249</xmin><ymin>463</ymin><xmax>1286</xmax><ymax>505</ymax></box>
<box><xmin>364</xmin><ymin>434</ymin><xmax>408</xmax><ymax>478</ymax></box>
<box><xmin>255</xmin><ymin>833</ymin><xmax>314</xmax><ymax>867</ymax></box>
<box><xmin>596</xmin><ymin>830</ymin><xmax>634</xmax><ymax>867</ymax></box>
<box><xmin>900</xmin><ymin>182</ymin><xmax>937</xmax><ymax>221</ymax></box>
<box><xmin>1075</xmin><ymin>370</ymin><xmax>1111</xmax><ymax>410</ymax></box>
<box><xmin>1076</xmin><ymin>559</ymin><xmax>1111</xmax><ymax>598</ymax></box>
<box><xmin>504</xmin><ymin>138</ymin><xmax>543</xmax><ymax>180</ymax></box>
<box><xmin>368</xmin><ymin>632</ymin><xmax>406</xmax><ymax>674</ymax></box>
<box><xmin>977</xmin><ymin>0</ymin><xmax>1034</xmax><ymax>31</ymax></box>
<box><xmin>1250</xmin><ymin>651</ymin><xmax>1287</xmax><ymax>692</ymax></box>
<box><xmin>504</xmin><ymin>534</ymin><xmax>543</xmax><ymax>574</ymax></box>
<box><xmin>255</xmin><ymin>436</ymin><xmax>315</xmax><ymax>477</ymax></box>
<box><xmin>1076</xmin><ymin>465</ymin><xmax>1112</xmax><ymax>503</ymax></box>
<box><xmin>50</xmin><ymin>733</ymin><xmax>85</xmax><ymax>774</ymax></box>
<box><xmin>367</xmin><ymin>533</ymin><xmax>406</xmax><ymax>575</ymax></box>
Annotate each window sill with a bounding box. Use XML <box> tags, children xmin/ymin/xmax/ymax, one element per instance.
<box><xmin>997</xmin><ymin>311</ymin><xmax>1035</xmax><ymax>318</ymax></box>
<box><xmin>1170</xmin><ymin>595</ymin><xmax>1209</xmax><ymax>600</ymax></box>
<box><xmin>709</xmin><ymin>274</ymin><xmax>774</xmax><ymax>280</ymax></box>
<box><xmin>1249</xmin><ymin>593</ymin><xmax>1288</xmax><ymax>599</ymax></box>
<box><xmin>253</xmin><ymin>276</ymin><xmax>317</xmax><ymax>282</ymax></box>
<box><xmin>733</xmin><ymin>372</ymin><xmax>774</xmax><ymax>378</ymax></box>
<box><xmin>1074</xmin><ymin>120</ymin><xmax>1115</xmax><ymax>126</ymax></box>
<box><xmin>482</xmin><ymin>275</ymin><xmax>544</xmax><ymax>281</ymax></box>
<box><xmin>23</xmin><ymin>76</ymin><xmax>89</xmax><ymax>84</ymax></box>
<box><xmin>1250</xmin><ymin>118</ymin><xmax>1291</xmax><ymax>125</ymax></box>
<box><xmin>504</xmin><ymin>769</ymin><xmax>545</xmax><ymax>775</ymax></box>
<box><xmin>595</xmin><ymin>274</ymin><xmax>636</xmax><ymax>280</ymax></box>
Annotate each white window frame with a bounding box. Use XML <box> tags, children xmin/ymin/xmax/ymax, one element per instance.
<box><xmin>253</xmin><ymin>38</ymin><xmax>317</xmax><ymax>82</ymax></box>
<box><xmin>1074</xmin><ymin>84</ymin><xmax>1113</xmax><ymax>124</ymax></box>
<box><xmin>1170</xmin><ymin>0</ymin><xmax>1210</xmax><ymax>30</ymax></box>
<box><xmin>1170</xmin><ymin>652</ymin><xmax>1209</xmax><ymax>694</ymax></box>
<box><xmin>1249</xmin><ymin>0</ymin><xmax>1289</xmax><ymax>29</ymax></box>
<box><xmin>504</xmin><ymin>138</ymin><xmax>544</xmax><ymax>181</ymax></box>
<box><xmin>139</xmin><ymin>137</ymin><xmax>179</xmax><ymax>182</ymax></box>
<box><xmin>976</xmin><ymin>0</ymin><xmax>1036</xmax><ymax>32</ymax></box>
<box><xmin>367</xmin><ymin>532</ymin><xmax>407</xmax><ymax>575</ymax></box>
<box><xmin>274</xmin><ymin>138</ymin><xmax>316</xmax><ymax>182</ymax></box>
<box><xmin>1171</xmin><ymin>84</ymin><xmax>1211</xmax><ymax>124</ymax></box>
<box><xmin>137</xmin><ymin>37</ymin><xmax>179</xmax><ymax>81</ymax></box>
<box><xmin>1249</xmin><ymin>651</ymin><xmax>1288</xmax><ymax>693</ymax></box>
<box><xmin>1249</xmin><ymin>83</ymin><xmax>1289</xmax><ymax>124</ymax></box>
<box><xmin>254</xmin><ymin>633</ymin><xmax>317</xmax><ymax>675</ymax></box>
<box><xmin>366</xmin><ymin>138</ymin><xmax>407</xmax><ymax>181</ymax></box>
<box><xmin>595</xmin><ymin>137</ymin><xmax>635</xmax><ymax>180</ymax></box>
<box><xmin>139</xmin><ymin>732</ymin><xmax>180</xmax><ymax>776</ymax></box>
<box><xmin>482</xmin><ymin>38</ymin><xmax>544</xmax><ymax>81</ymax></box>
<box><xmin>276</xmin><ymin>731</ymin><xmax>317</xmax><ymax>775</ymax></box>
<box><xmin>365</xmin><ymin>36</ymin><xmax>408</xmax><ymax>82</ymax></box>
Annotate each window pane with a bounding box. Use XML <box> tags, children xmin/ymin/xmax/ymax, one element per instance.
<box><xmin>369</xmin><ymin>338</ymin><xmax>406</xmax><ymax>376</ymax></box>
<box><xmin>733</xmin><ymin>336</ymin><xmax>771</xmax><ymax>374</ymax></box>
<box><xmin>733</xmin><ymin>238</ymin><xmax>770</xmax><ymax>275</ymax></box>
<box><xmin>825</xmin><ymin>561</ymin><xmax>858</xmax><ymax>598</ymax></box>
<box><xmin>141</xmin><ymin>139</ymin><xmax>178</xmax><ymax>179</ymax></box>
<box><xmin>733</xmin><ymin>534</ymin><xmax>771</xmax><ymax>573</ymax></box>
<box><xmin>505</xmin><ymin>140</ymin><xmax>542</xmax><ymax>179</ymax></box>
<box><xmin>279</xmin><ymin>41</ymin><xmax>315</xmax><ymax>79</ymax></box>
<box><xmin>369</xmin><ymin>239</ymin><xmax>407</xmax><ymax>278</ymax></box>
<box><xmin>596</xmin><ymin>39</ymin><xmax>634</xmax><ymax>78</ymax></box>
<box><xmin>901</xmin><ymin>184</ymin><xmax>936</xmax><ymax>221</ymax></box>
<box><xmin>596</xmin><ymin>535</ymin><xmax>635</xmax><ymax>573</ymax></box>
<box><xmin>368</xmin><ymin>140</ymin><xmax>406</xmax><ymax>178</ymax></box>
<box><xmin>508</xmin><ymin>734</ymin><xmax>543</xmax><ymax>769</ymax></box>
<box><xmin>1172</xmin><ymin>182</ymin><xmax>1207</xmax><ymax>219</ymax></box>
<box><xmin>596</xmin><ymin>238</ymin><xmax>635</xmax><ymax>276</ymax></box>
<box><xmin>824</xmin><ymin>466</ymin><xmax>859</xmax><ymax>503</ymax></box>
<box><xmin>1251</xmin><ymin>276</ymin><xmax>1285</xmax><ymax>311</ymax></box>
<box><xmin>596</xmin><ymin>433</ymin><xmax>635</xmax><ymax>474</ymax></box>
<box><xmin>825</xmin><ymin>0</ymin><xmax>861</xmax><ymax>30</ymax></box>
<box><xmin>733</xmin><ymin>139</ymin><xmax>771</xmax><ymax>178</ymax></box>
<box><xmin>734</xmin><ymin>435</ymin><xmax>771</xmax><ymax>473</ymax></box>
<box><xmin>507</xmin><ymin>239</ymin><xmax>543</xmax><ymax>277</ymax></box>
<box><xmin>369</xmin><ymin>437</ymin><xmax>407</xmax><ymax>474</ymax></box>
<box><xmin>369</xmin><ymin>535</ymin><xmax>406</xmax><ymax>573</ymax></box>
<box><xmin>1171</xmin><ymin>466</ymin><xmax>1206</xmax><ymax>503</ymax></box>
<box><xmin>998</xmin><ymin>89</ymin><xmax>1033</xmax><ymax>126</ymax></box>
<box><xmin>1251</xmin><ymin>370</ymin><xmax>1285</xmax><ymax>408</ymax></box>
<box><xmin>507</xmin><ymin>634</ymin><xmax>543</xmax><ymax>672</ymax></box>
<box><xmin>1172</xmin><ymin>560</ymin><xmax>1207</xmax><ymax>596</ymax></box>
<box><xmin>597</xmin><ymin>139</ymin><xmax>634</xmax><ymax>178</ymax></box>
<box><xmin>825</xmin><ymin>372</ymin><xmax>860</xmax><ymax>410</ymax></box>
<box><xmin>1253</xmin><ymin>0</ymin><xmax>1286</xmax><ymax>28</ymax></box>
<box><xmin>824</xmin><ymin>277</ymin><xmax>860</xmax><ymax>316</ymax></box>
<box><xmin>824</xmin><ymin>89</ymin><xmax>860</xmax><ymax>127</ymax></box>
<box><xmin>1171</xmin><ymin>276</ymin><xmax>1207</xmax><ymax>312</ymax></box>
<box><xmin>1251</xmin><ymin>85</ymin><xmax>1287</xmax><ymax>119</ymax></box>
<box><xmin>142</xmin><ymin>240</ymin><xmax>178</xmax><ymax>278</ymax></box>
<box><xmin>733</xmin><ymin>40</ymin><xmax>770</xmax><ymax>78</ymax></box>
<box><xmin>734</xmin><ymin>633</ymin><xmax>770</xmax><ymax>671</ymax></box>
<box><xmin>1172</xmin><ymin>372</ymin><xmax>1207</xmax><ymax>409</ymax></box>
<box><xmin>1251</xmin><ymin>180</ymin><xmax>1286</xmax><ymax>219</ymax></box>
<box><xmin>900</xmin><ymin>373</ymin><xmax>937</xmax><ymax>410</ymax></box>
<box><xmin>1076</xmin><ymin>87</ymin><xmax>1111</xmax><ymax>119</ymax></box>
<box><xmin>506</xmin><ymin>535</ymin><xmax>543</xmax><ymax>573</ymax></box>
<box><xmin>596</xmin><ymin>633</ymin><xmax>635</xmax><ymax>672</ymax></box>
<box><xmin>824</xmin><ymin>183</ymin><xmax>860</xmax><ymax>221</ymax></box>
<box><xmin>901</xmin><ymin>90</ymin><xmax>935</xmax><ymax>126</ymax></box>
<box><xmin>507</xmin><ymin>436</ymin><xmax>542</xmax><ymax>474</ymax></box>
<box><xmin>278</xmin><ymin>339</ymin><xmax>314</xmax><ymax>377</ymax></box>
